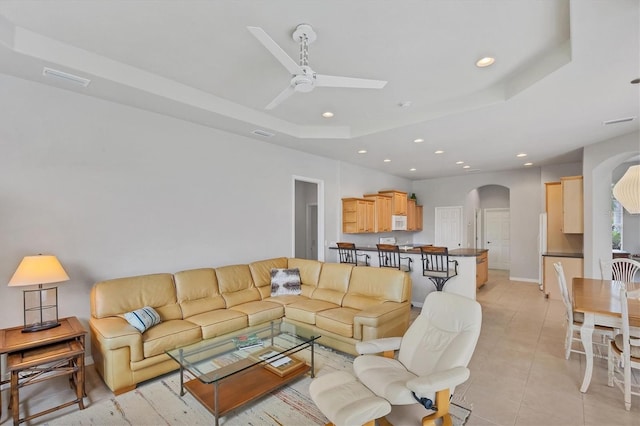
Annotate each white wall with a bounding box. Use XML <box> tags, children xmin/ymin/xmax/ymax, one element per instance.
<box><xmin>0</xmin><ymin>74</ymin><xmax>415</xmax><ymax>358</ymax></box>
<box><xmin>411</xmin><ymin>168</ymin><xmax>543</xmax><ymax>281</ymax></box>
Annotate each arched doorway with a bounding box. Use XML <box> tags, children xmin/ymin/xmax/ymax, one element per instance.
<box><xmin>467</xmin><ymin>185</ymin><xmax>510</xmax><ymax>270</ymax></box>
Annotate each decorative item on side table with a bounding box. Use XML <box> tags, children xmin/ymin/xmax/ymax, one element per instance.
<box><xmin>8</xmin><ymin>254</ymin><xmax>70</xmax><ymax>333</ymax></box>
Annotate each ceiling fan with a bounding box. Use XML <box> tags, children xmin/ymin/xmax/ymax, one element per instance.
<box><xmin>247</xmin><ymin>24</ymin><xmax>387</xmax><ymax>110</ymax></box>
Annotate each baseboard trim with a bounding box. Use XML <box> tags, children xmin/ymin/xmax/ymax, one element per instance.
<box><xmin>509</xmin><ymin>276</ymin><xmax>539</xmax><ymax>283</ymax></box>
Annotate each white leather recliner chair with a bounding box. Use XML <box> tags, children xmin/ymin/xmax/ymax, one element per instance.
<box><xmin>353</xmin><ymin>291</ymin><xmax>482</xmax><ymax>426</ymax></box>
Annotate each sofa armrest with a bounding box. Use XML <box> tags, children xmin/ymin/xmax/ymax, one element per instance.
<box><xmin>90</xmin><ymin>316</ymin><xmax>144</xmax><ymax>362</ymax></box>
<box><xmin>355</xmin><ymin>337</ymin><xmax>402</xmax><ymax>355</ymax></box>
<box><xmin>406</xmin><ymin>366</ymin><xmax>470</xmax><ymax>396</ymax></box>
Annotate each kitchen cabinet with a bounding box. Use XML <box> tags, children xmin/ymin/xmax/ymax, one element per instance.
<box><xmin>545</xmin><ymin>182</ymin><xmax>583</xmax><ymax>253</ymax></box>
<box><xmin>407</xmin><ymin>199</ymin><xmax>416</xmax><ymax>230</ymax></box>
<box><xmin>363</xmin><ymin>193</ymin><xmax>392</xmax><ymax>232</ymax></box>
<box><xmin>342</xmin><ymin>198</ymin><xmax>375</xmax><ymax>233</ymax></box>
<box><xmin>476</xmin><ymin>251</ymin><xmax>488</xmax><ymax>288</ymax></box>
<box><xmin>406</xmin><ymin>199</ymin><xmax>424</xmax><ymax>231</ymax></box>
<box><xmin>561</xmin><ymin>176</ymin><xmax>583</xmax><ymax>234</ymax></box>
<box><xmin>378</xmin><ymin>190</ymin><xmax>407</xmax><ymax>215</ymax></box>
<box><xmin>543</xmin><ymin>255</ymin><xmax>583</xmax><ymax>300</ymax></box>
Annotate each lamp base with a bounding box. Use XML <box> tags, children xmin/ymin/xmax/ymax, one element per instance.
<box><xmin>22</xmin><ymin>321</ymin><xmax>61</xmax><ymax>333</ymax></box>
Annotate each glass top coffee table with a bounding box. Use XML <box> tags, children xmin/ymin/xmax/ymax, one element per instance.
<box><xmin>166</xmin><ymin>320</ymin><xmax>319</xmax><ymax>426</ymax></box>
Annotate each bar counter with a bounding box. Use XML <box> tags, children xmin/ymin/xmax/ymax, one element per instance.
<box><xmin>330</xmin><ymin>245</ymin><xmax>486</xmax><ymax>304</ymax></box>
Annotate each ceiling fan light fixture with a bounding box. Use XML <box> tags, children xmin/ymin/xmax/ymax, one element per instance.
<box><xmin>475</xmin><ymin>56</ymin><xmax>495</xmax><ymax>68</ymax></box>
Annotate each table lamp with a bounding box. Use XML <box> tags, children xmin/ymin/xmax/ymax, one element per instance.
<box><xmin>8</xmin><ymin>254</ymin><xmax>70</xmax><ymax>333</ymax></box>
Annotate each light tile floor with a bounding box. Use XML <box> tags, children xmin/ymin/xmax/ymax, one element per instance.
<box><xmin>461</xmin><ymin>269</ymin><xmax>639</xmax><ymax>425</ymax></box>
<box><xmin>1</xmin><ymin>269</ymin><xmax>638</xmax><ymax>425</ymax></box>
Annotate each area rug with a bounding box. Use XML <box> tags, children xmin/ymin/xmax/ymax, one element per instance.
<box><xmin>45</xmin><ymin>345</ymin><xmax>471</xmax><ymax>425</ymax></box>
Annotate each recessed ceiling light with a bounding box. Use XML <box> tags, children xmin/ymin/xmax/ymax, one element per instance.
<box><xmin>475</xmin><ymin>57</ymin><xmax>495</xmax><ymax>68</ymax></box>
<box><xmin>524</xmin><ymin>162</ymin><xmax>533</xmax><ymax>166</ymax></box>
<box><xmin>322</xmin><ymin>111</ymin><xmax>334</xmax><ymax>118</ymax></box>
<box><xmin>413</xmin><ymin>138</ymin><xmax>424</xmax><ymax>143</ymax></box>
<box><xmin>409</xmin><ymin>168</ymin><xmax>416</xmax><ymax>172</ymax></box>
<box><xmin>358</xmin><ymin>150</ymin><xmax>367</xmax><ymax>154</ymax></box>
<box><xmin>399</xmin><ymin>101</ymin><xmax>412</xmax><ymax>107</ymax></box>
<box><xmin>383</xmin><ymin>159</ymin><xmax>391</xmax><ymax>163</ymax></box>
<box><xmin>516</xmin><ymin>153</ymin><xmax>527</xmax><ymax>157</ymax></box>
<box><xmin>463</xmin><ymin>165</ymin><xmax>470</xmax><ymax>169</ymax></box>
<box><xmin>434</xmin><ymin>150</ymin><xmax>444</xmax><ymax>154</ymax></box>
<box><xmin>456</xmin><ymin>161</ymin><xmax>464</xmax><ymax>165</ymax></box>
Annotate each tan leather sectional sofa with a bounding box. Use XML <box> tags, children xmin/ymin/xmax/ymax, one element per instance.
<box><xmin>89</xmin><ymin>257</ymin><xmax>412</xmax><ymax>394</ymax></box>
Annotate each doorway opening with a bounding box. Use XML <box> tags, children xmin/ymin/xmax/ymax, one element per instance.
<box><xmin>293</xmin><ymin>176</ymin><xmax>324</xmax><ymax>261</ymax></box>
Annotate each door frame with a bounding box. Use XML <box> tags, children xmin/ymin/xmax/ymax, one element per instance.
<box><xmin>292</xmin><ymin>176</ymin><xmax>325</xmax><ymax>261</ymax></box>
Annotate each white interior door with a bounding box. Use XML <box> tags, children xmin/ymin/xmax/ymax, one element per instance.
<box><xmin>484</xmin><ymin>208</ymin><xmax>510</xmax><ymax>270</ymax></box>
<box><xmin>435</xmin><ymin>206</ymin><xmax>463</xmax><ymax>249</ymax></box>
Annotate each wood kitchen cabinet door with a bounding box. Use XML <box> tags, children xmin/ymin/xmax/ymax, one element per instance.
<box><xmin>342</xmin><ymin>198</ymin><xmax>375</xmax><ymax>233</ymax></box>
<box><xmin>364</xmin><ymin>193</ymin><xmax>392</xmax><ymax>232</ymax></box>
<box><xmin>378</xmin><ymin>190</ymin><xmax>407</xmax><ymax>215</ymax></box>
<box><xmin>561</xmin><ymin>176</ymin><xmax>583</xmax><ymax>234</ymax></box>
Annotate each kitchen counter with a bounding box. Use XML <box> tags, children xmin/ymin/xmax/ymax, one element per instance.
<box><xmin>330</xmin><ymin>244</ymin><xmax>481</xmax><ymax>303</ymax></box>
<box><xmin>332</xmin><ymin>244</ymin><xmax>431</xmax><ymax>254</ymax></box>
<box><xmin>449</xmin><ymin>248</ymin><xmax>488</xmax><ymax>257</ymax></box>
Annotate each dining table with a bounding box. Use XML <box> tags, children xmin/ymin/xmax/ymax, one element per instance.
<box><xmin>572</xmin><ymin>277</ymin><xmax>640</xmax><ymax>393</ymax></box>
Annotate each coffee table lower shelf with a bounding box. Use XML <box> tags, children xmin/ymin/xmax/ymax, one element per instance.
<box><xmin>183</xmin><ymin>362</ymin><xmax>311</xmax><ymax>421</ymax></box>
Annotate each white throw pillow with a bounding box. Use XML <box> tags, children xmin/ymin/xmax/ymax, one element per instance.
<box><xmin>124</xmin><ymin>306</ymin><xmax>161</xmax><ymax>333</ymax></box>
<box><xmin>270</xmin><ymin>268</ymin><xmax>302</xmax><ymax>296</ymax></box>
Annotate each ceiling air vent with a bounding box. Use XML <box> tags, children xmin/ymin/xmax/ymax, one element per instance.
<box><xmin>251</xmin><ymin>129</ymin><xmax>275</xmax><ymax>138</ymax></box>
<box><xmin>602</xmin><ymin>117</ymin><xmax>635</xmax><ymax>126</ymax></box>
<box><xmin>43</xmin><ymin>67</ymin><xmax>91</xmax><ymax>87</ymax></box>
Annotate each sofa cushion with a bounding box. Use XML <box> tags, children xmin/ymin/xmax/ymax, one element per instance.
<box><xmin>91</xmin><ymin>273</ymin><xmax>182</xmax><ymax>321</ymax></box>
<box><xmin>316</xmin><ymin>307</ymin><xmax>359</xmax><ymax>337</ymax></box>
<box><xmin>264</xmin><ymin>294</ymin><xmax>310</xmax><ymax>306</ymax></box>
<box><xmin>343</xmin><ymin>267</ymin><xmax>411</xmax><ymax>310</ymax></box>
<box><xmin>229</xmin><ymin>301</ymin><xmax>284</xmax><ymax>326</ymax></box>
<box><xmin>185</xmin><ymin>309</ymin><xmax>248</xmax><ymax>339</ymax></box>
<box><xmin>285</xmin><ymin>300</ymin><xmax>340</xmax><ymax>325</ymax></box>
<box><xmin>216</xmin><ymin>264</ymin><xmax>262</xmax><ymax>307</ymax></box>
<box><xmin>249</xmin><ymin>257</ymin><xmax>289</xmax><ymax>299</ymax></box>
<box><xmin>288</xmin><ymin>258</ymin><xmax>323</xmax><ymax>297</ymax></box>
<box><xmin>174</xmin><ymin>268</ymin><xmax>225</xmax><ymax>317</ymax></box>
<box><xmin>123</xmin><ymin>306</ymin><xmax>161</xmax><ymax>333</ymax></box>
<box><xmin>142</xmin><ymin>319</ymin><xmax>202</xmax><ymax>358</ymax></box>
<box><xmin>271</xmin><ymin>268</ymin><xmax>302</xmax><ymax>296</ymax></box>
<box><xmin>312</xmin><ymin>263</ymin><xmax>353</xmax><ymax>305</ymax></box>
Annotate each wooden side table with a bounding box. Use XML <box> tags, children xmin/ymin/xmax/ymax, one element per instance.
<box><xmin>0</xmin><ymin>316</ymin><xmax>86</xmax><ymax>425</ymax></box>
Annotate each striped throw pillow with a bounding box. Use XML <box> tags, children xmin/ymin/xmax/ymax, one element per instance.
<box><xmin>124</xmin><ymin>306</ymin><xmax>161</xmax><ymax>333</ymax></box>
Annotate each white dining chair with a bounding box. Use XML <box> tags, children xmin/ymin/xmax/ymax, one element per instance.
<box><xmin>607</xmin><ymin>284</ymin><xmax>640</xmax><ymax>410</ymax></box>
<box><xmin>553</xmin><ymin>262</ymin><xmax>613</xmax><ymax>359</ymax></box>
<box><xmin>600</xmin><ymin>258</ymin><xmax>640</xmax><ymax>282</ymax></box>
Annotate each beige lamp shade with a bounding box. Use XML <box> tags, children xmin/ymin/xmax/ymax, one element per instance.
<box><xmin>8</xmin><ymin>255</ymin><xmax>70</xmax><ymax>287</ymax></box>
<box><xmin>613</xmin><ymin>165</ymin><xmax>640</xmax><ymax>214</ymax></box>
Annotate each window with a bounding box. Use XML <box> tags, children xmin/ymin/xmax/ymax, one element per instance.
<box><xmin>612</xmin><ymin>198</ymin><xmax>623</xmax><ymax>250</ymax></box>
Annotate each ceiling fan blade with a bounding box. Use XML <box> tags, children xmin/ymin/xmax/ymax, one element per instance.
<box><xmin>315</xmin><ymin>74</ymin><xmax>387</xmax><ymax>89</ymax></box>
<box><xmin>265</xmin><ymin>85</ymin><xmax>295</xmax><ymax>110</ymax></box>
<box><xmin>247</xmin><ymin>26</ymin><xmax>303</xmax><ymax>75</ymax></box>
